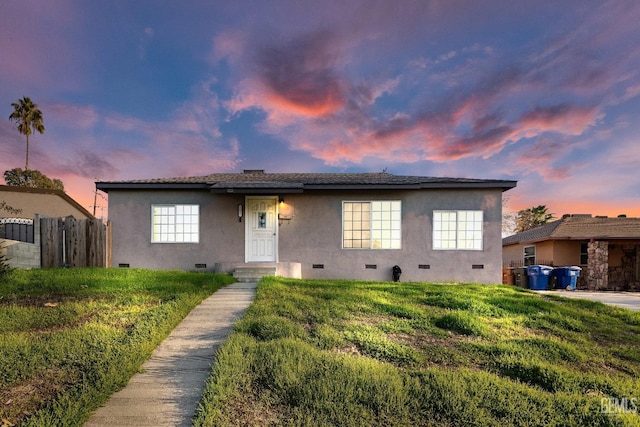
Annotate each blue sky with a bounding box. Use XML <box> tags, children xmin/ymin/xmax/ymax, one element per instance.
<box><xmin>1</xmin><ymin>0</ymin><xmax>639</xmax><ymax>219</ymax></box>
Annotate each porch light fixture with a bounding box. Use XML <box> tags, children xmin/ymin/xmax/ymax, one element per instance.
<box><xmin>279</xmin><ymin>196</ymin><xmax>285</xmax><ymax>204</ymax></box>
<box><xmin>237</xmin><ymin>203</ymin><xmax>243</xmax><ymax>222</ymax></box>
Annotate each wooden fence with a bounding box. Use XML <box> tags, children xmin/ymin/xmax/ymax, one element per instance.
<box><xmin>40</xmin><ymin>217</ymin><xmax>107</xmax><ymax>268</ymax></box>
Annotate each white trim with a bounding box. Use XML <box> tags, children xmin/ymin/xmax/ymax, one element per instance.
<box><xmin>433</xmin><ymin>210</ymin><xmax>483</xmax><ymax>251</ymax></box>
<box><xmin>150</xmin><ymin>204</ymin><xmax>200</xmax><ymax>244</ymax></box>
<box><xmin>244</xmin><ymin>196</ymin><xmax>279</xmax><ymax>262</ymax></box>
<box><xmin>342</xmin><ymin>200</ymin><xmax>402</xmax><ymax>250</ymax></box>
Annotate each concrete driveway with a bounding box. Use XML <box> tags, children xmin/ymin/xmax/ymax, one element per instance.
<box><xmin>539</xmin><ymin>290</ymin><xmax>640</xmax><ymax>311</ymax></box>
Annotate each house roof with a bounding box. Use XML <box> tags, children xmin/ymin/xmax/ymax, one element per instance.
<box><xmin>96</xmin><ymin>170</ymin><xmax>517</xmax><ymax>193</ymax></box>
<box><xmin>0</xmin><ymin>185</ymin><xmax>95</xmax><ymax>219</ymax></box>
<box><xmin>502</xmin><ymin>214</ymin><xmax>640</xmax><ymax>246</ymax></box>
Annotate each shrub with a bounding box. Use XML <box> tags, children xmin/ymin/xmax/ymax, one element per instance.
<box><xmin>0</xmin><ymin>243</ymin><xmax>12</xmax><ymax>277</ymax></box>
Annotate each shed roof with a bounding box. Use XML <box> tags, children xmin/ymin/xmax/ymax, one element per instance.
<box><xmin>502</xmin><ymin>214</ymin><xmax>640</xmax><ymax>245</ymax></box>
<box><xmin>96</xmin><ymin>170</ymin><xmax>517</xmax><ymax>193</ymax></box>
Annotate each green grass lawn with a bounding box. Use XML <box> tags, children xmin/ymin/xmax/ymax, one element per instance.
<box><xmin>195</xmin><ymin>277</ymin><xmax>640</xmax><ymax>427</ymax></box>
<box><xmin>0</xmin><ymin>268</ymin><xmax>235</xmax><ymax>427</ymax></box>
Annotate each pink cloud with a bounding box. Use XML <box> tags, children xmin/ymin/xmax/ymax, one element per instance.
<box><xmin>255</xmin><ymin>31</ymin><xmax>347</xmax><ymax>117</ymax></box>
<box><xmin>103</xmin><ymin>115</ymin><xmax>146</xmax><ymax>132</ymax></box>
<box><xmin>510</xmin><ymin>138</ymin><xmax>576</xmax><ymax>182</ymax></box>
<box><xmin>430</xmin><ymin>126</ymin><xmax>514</xmax><ymax>161</ymax></box>
<box><xmin>516</xmin><ymin>104</ymin><xmax>599</xmax><ymax>137</ymax></box>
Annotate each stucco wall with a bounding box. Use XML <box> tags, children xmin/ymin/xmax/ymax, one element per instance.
<box><xmin>0</xmin><ymin>190</ymin><xmax>92</xmax><ymax>219</ymax></box>
<box><xmin>107</xmin><ymin>188</ymin><xmax>505</xmax><ymax>283</ymax></box>
<box><xmin>107</xmin><ymin>190</ymin><xmax>245</xmax><ymax>270</ymax></box>
<box><xmin>502</xmin><ymin>241</ymin><xmax>557</xmax><ymax>266</ymax></box>
<box><xmin>552</xmin><ymin>240</ymin><xmax>584</xmax><ymax>266</ymax></box>
<box><xmin>502</xmin><ymin>244</ymin><xmax>523</xmax><ymax>265</ymax></box>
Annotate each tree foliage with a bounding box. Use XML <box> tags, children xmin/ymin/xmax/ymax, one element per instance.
<box><xmin>515</xmin><ymin>205</ymin><xmax>554</xmax><ymax>232</ymax></box>
<box><xmin>4</xmin><ymin>168</ymin><xmax>64</xmax><ymax>191</ymax></box>
<box><xmin>502</xmin><ymin>195</ymin><xmax>517</xmax><ymax>236</ymax></box>
<box><xmin>9</xmin><ymin>96</ymin><xmax>45</xmax><ymax>170</ymax></box>
<box><xmin>0</xmin><ymin>247</ymin><xmax>11</xmax><ymax>276</ymax></box>
<box><xmin>0</xmin><ymin>201</ymin><xmax>22</xmax><ymax>216</ymax></box>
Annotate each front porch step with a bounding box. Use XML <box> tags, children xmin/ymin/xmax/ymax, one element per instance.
<box><xmin>233</xmin><ymin>265</ymin><xmax>277</xmax><ymax>282</ymax></box>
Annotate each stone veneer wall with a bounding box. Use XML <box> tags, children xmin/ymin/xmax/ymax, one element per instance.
<box><xmin>587</xmin><ymin>240</ymin><xmax>608</xmax><ymax>290</ymax></box>
<box><xmin>609</xmin><ymin>243</ymin><xmax>640</xmax><ymax>291</ymax></box>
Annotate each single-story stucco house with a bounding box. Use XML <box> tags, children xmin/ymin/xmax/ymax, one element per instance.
<box><xmin>96</xmin><ymin>170</ymin><xmax>516</xmax><ymax>283</ymax></box>
<box><xmin>502</xmin><ymin>214</ymin><xmax>640</xmax><ymax>291</ymax></box>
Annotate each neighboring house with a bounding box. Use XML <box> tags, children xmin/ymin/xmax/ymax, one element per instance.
<box><xmin>0</xmin><ymin>185</ymin><xmax>94</xmax><ymax>220</ymax></box>
<box><xmin>96</xmin><ymin>170</ymin><xmax>516</xmax><ymax>283</ymax></box>
<box><xmin>0</xmin><ymin>186</ymin><xmax>95</xmax><ymax>269</ymax></box>
<box><xmin>502</xmin><ymin>214</ymin><xmax>640</xmax><ymax>291</ymax></box>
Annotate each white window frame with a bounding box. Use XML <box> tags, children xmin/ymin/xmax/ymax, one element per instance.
<box><xmin>433</xmin><ymin>210</ymin><xmax>483</xmax><ymax>250</ymax></box>
<box><xmin>151</xmin><ymin>204</ymin><xmax>199</xmax><ymax>243</ymax></box>
<box><xmin>524</xmin><ymin>245</ymin><xmax>536</xmax><ymax>266</ymax></box>
<box><xmin>342</xmin><ymin>201</ymin><xmax>401</xmax><ymax>250</ymax></box>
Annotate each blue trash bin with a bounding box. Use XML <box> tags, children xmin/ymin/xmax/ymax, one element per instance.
<box><xmin>526</xmin><ymin>265</ymin><xmax>553</xmax><ymax>290</ymax></box>
<box><xmin>553</xmin><ymin>266</ymin><xmax>581</xmax><ymax>291</ymax></box>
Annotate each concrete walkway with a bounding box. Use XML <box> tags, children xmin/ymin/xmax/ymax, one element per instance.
<box><xmin>540</xmin><ymin>290</ymin><xmax>640</xmax><ymax>311</ymax></box>
<box><xmin>85</xmin><ymin>281</ymin><xmax>256</xmax><ymax>427</ymax></box>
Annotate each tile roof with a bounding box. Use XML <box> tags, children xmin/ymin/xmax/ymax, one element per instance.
<box><xmin>502</xmin><ymin>215</ymin><xmax>640</xmax><ymax>245</ymax></box>
<box><xmin>97</xmin><ymin>170</ymin><xmax>516</xmax><ymax>192</ymax></box>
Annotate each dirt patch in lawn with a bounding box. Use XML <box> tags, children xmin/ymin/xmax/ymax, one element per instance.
<box><xmin>0</xmin><ymin>367</ymin><xmax>80</xmax><ymax>426</ymax></box>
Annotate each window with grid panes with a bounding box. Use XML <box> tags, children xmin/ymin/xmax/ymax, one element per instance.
<box><xmin>433</xmin><ymin>210</ymin><xmax>483</xmax><ymax>250</ymax></box>
<box><xmin>343</xmin><ymin>201</ymin><xmax>401</xmax><ymax>249</ymax></box>
<box><xmin>151</xmin><ymin>204</ymin><xmax>199</xmax><ymax>243</ymax></box>
<box><xmin>524</xmin><ymin>245</ymin><xmax>536</xmax><ymax>265</ymax></box>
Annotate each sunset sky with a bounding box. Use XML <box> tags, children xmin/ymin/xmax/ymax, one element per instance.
<box><xmin>1</xmin><ymin>0</ymin><xmax>639</xmax><ymax>221</ymax></box>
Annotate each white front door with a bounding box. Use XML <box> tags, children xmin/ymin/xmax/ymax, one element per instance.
<box><xmin>245</xmin><ymin>197</ymin><xmax>278</xmax><ymax>262</ymax></box>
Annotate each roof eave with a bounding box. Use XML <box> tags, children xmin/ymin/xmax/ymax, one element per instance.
<box><xmin>303</xmin><ymin>184</ymin><xmax>422</xmax><ymax>190</ymax></box>
<box><xmin>209</xmin><ymin>187</ymin><xmax>305</xmax><ymax>194</ymax></box>
<box><xmin>96</xmin><ymin>179</ymin><xmax>517</xmax><ymax>192</ymax></box>
<box><xmin>502</xmin><ymin>235</ymin><xmax>640</xmax><ymax>246</ymax></box>
<box><xmin>419</xmin><ymin>181</ymin><xmax>517</xmax><ymax>191</ymax></box>
<box><xmin>96</xmin><ymin>182</ymin><xmax>210</xmax><ymax>192</ymax></box>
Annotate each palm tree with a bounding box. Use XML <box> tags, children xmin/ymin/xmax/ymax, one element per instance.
<box><xmin>515</xmin><ymin>205</ymin><xmax>554</xmax><ymax>232</ymax></box>
<box><xmin>9</xmin><ymin>96</ymin><xmax>45</xmax><ymax>170</ymax></box>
